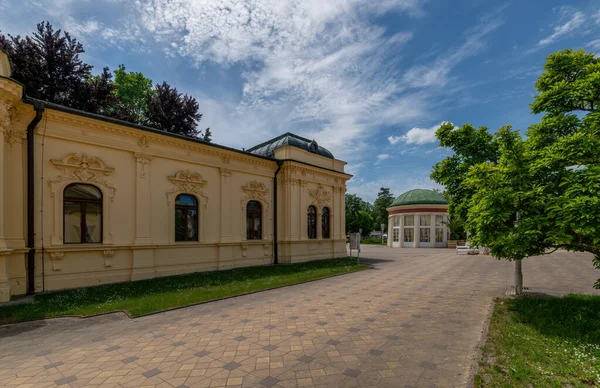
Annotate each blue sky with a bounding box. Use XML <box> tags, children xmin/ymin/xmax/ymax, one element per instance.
<box><xmin>1</xmin><ymin>0</ymin><xmax>599</xmax><ymax>202</ymax></box>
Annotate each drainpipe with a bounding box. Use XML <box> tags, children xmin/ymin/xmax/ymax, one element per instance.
<box><xmin>26</xmin><ymin>101</ymin><xmax>45</xmax><ymax>294</ymax></box>
<box><xmin>273</xmin><ymin>160</ymin><xmax>283</xmax><ymax>264</ymax></box>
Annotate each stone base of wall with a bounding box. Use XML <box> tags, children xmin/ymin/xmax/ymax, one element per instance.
<box><xmin>1</xmin><ymin>240</ymin><xmax>346</xmax><ymax>301</ymax></box>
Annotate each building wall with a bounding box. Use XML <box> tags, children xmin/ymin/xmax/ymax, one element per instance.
<box><xmin>0</xmin><ymin>69</ymin><xmax>350</xmax><ymax>301</ymax></box>
<box><xmin>386</xmin><ymin>204</ymin><xmax>448</xmax><ymax>248</ymax></box>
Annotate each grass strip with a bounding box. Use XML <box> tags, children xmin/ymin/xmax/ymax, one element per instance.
<box><xmin>0</xmin><ymin>257</ymin><xmax>367</xmax><ymax>323</ymax></box>
<box><xmin>476</xmin><ymin>295</ymin><xmax>600</xmax><ymax>387</ymax></box>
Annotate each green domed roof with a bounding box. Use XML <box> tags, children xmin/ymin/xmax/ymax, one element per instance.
<box><xmin>390</xmin><ymin>189</ymin><xmax>447</xmax><ymax>207</ymax></box>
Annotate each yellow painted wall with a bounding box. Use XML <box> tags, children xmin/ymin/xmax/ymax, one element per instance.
<box><xmin>0</xmin><ymin>55</ymin><xmax>350</xmax><ymax>301</ymax></box>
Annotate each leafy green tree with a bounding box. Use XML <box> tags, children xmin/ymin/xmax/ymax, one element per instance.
<box><xmin>434</xmin><ymin>49</ymin><xmax>600</xmax><ymax>291</ymax></box>
<box><xmin>372</xmin><ymin>187</ymin><xmax>394</xmax><ymax>231</ymax></box>
<box><xmin>112</xmin><ymin>64</ymin><xmax>154</xmax><ymax>123</ymax></box>
<box><xmin>442</xmin><ymin>216</ymin><xmax>466</xmax><ymax>240</ymax></box>
<box><xmin>345</xmin><ymin>194</ymin><xmax>374</xmax><ymax>235</ymax></box>
<box><xmin>430</xmin><ymin>122</ymin><xmax>500</xmax><ymax>233</ymax></box>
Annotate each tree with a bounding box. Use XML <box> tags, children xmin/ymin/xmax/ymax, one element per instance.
<box><xmin>72</xmin><ymin>67</ymin><xmax>119</xmax><ymax>116</ymax></box>
<box><xmin>0</xmin><ymin>22</ymin><xmax>115</xmax><ymax>112</ymax></box>
<box><xmin>345</xmin><ymin>194</ymin><xmax>374</xmax><ymax>235</ymax></box>
<box><xmin>433</xmin><ymin>49</ymin><xmax>600</xmax><ymax>292</ymax></box>
<box><xmin>372</xmin><ymin>187</ymin><xmax>394</xmax><ymax>231</ymax></box>
<box><xmin>202</xmin><ymin>127</ymin><xmax>212</xmax><ymax>142</ymax></box>
<box><xmin>146</xmin><ymin>81</ymin><xmax>204</xmax><ymax>138</ymax></box>
<box><xmin>112</xmin><ymin>64</ymin><xmax>154</xmax><ymax>123</ymax></box>
<box><xmin>1</xmin><ymin>21</ymin><xmax>212</xmax><ymax>140</ymax></box>
<box><xmin>442</xmin><ymin>216</ymin><xmax>466</xmax><ymax>240</ymax></box>
<box><xmin>430</xmin><ymin>122</ymin><xmax>500</xmax><ymax>233</ymax></box>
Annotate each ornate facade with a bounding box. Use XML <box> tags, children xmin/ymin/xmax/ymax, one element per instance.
<box><xmin>0</xmin><ymin>50</ymin><xmax>350</xmax><ymax>302</ymax></box>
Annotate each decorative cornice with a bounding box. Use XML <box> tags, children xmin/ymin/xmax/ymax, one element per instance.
<box><xmin>308</xmin><ymin>184</ymin><xmax>332</xmax><ymax>207</ymax></box>
<box><xmin>48</xmin><ymin>153</ymin><xmax>116</xmax><ymax>198</ymax></box>
<box><xmin>280</xmin><ymin>163</ymin><xmax>350</xmax><ymax>186</ymax></box>
<box><xmin>0</xmin><ymin>78</ymin><xmax>23</xmax><ymax>103</ymax></box>
<box><xmin>44</xmin><ymin>110</ymin><xmax>276</xmax><ymax>168</ymax></box>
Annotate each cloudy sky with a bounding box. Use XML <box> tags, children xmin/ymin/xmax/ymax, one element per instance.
<box><xmin>1</xmin><ymin>0</ymin><xmax>599</xmax><ymax>202</ymax></box>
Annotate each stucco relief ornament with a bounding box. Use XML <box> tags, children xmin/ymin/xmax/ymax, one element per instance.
<box><xmin>48</xmin><ymin>153</ymin><xmax>116</xmax><ymax>198</ymax></box>
<box><xmin>0</xmin><ymin>100</ymin><xmax>25</xmax><ymax>148</ymax></box>
<box><xmin>241</xmin><ymin>181</ymin><xmax>269</xmax><ymax>210</ymax></box>
<box><xmin>308</xmin><ymin>184</ymin><xmax>332</xmax><ymax>206</ymax></box>
<box><xmin>134</xmin><ymin>136</ymin><xmax>152</xmax><ymax>177</ymax></box>
<box><xmin>50</xmin><ymin>251</ymin><xmax>65</xmax><ymax>271</ymax></box>
<box><xmin>166</xmin><ymin>170</ymin><xmax>208</xmax><ymax>203</ymax></box>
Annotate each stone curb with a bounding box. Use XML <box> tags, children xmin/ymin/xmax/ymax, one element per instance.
<box><xmin>0</xmin><ymin>265</ymin><xmax>372</xmax><ymax>327</ymax></box>
<box><xmin>467</xmin><ymin>296</ymin><xmax>497</xmax><ymax>386</ymax></box>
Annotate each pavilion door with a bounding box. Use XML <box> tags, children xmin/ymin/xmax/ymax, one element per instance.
<box><xmin>392</xmin><ymin>227</ymin><xmax>400</xmax><ymax>247</ymax></box>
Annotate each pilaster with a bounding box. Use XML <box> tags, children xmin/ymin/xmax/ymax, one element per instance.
<box><xmin>134</xmin><ymin>136</ymin><xmax>152</xmax><ymax>245</ymax></box>
<box><xmin>0</xmin><ymin>251</ymin><xmax>11</xmax><ymax>302</ymax></box>
<box><xmin>219</xmin><ymin>168</ymin><xmax>232</xmax><ymax>242</ymax></box>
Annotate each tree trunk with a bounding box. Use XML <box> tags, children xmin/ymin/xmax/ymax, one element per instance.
<box><xmin>514</xmin><ymin>259</ymin><xmax>523</xmax><ymax>295</ymax></box>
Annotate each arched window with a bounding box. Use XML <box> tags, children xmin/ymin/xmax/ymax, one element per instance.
<box><xmin>321</xmin><ymin>207</ymin><xmax>330</xmax><ymax>239</ymax></box>
<box><xmin>175</xmin><ymin>194</ymin><xmax>198</xmax><ymax>241</ymax></box>
<box><xmin>64</xmin><ymin>183</ymin><xmax>102</xmax><ymax>244</ymax></box>
<box><xmin>307</xmin><ymin>206</ymin><xmax>317</xmax><ymax>239</ymax></box>
<box><xmin>246</xmin><ymin>201</ymin><xmax>262</xmax><ymax>240</ymax></box>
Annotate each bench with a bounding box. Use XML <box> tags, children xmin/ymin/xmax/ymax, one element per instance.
<box><xmin>456</xmin><ymin>245</ymin><xmax>479</xmax><ymax>255</ymax></box>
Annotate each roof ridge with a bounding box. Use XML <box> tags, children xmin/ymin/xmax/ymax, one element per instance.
<box><xmin>246</xmin><ymin>132</ymin><xmax>294</xmax><ymax>152</ymax></box>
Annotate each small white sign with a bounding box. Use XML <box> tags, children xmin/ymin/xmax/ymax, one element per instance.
<box><xmin>349</xmin><ymin>233</ymin><xmax>360</xmax><ymax>250</ymax></box>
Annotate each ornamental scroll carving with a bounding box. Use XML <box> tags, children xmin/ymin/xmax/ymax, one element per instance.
<box><xmin>308</xmin><ymin>184</ymin><xmax>332</xmax><ymax>207</ymax></box>
<box><xmin>166</xmin><ymin>170</ymin><xmax>208</xmax><ymax>203</ymax></box>
<box><xmin>241</xmin><ymin>181</ymin><xmax>269</xmax><ymax>210</ymax></box>
<box><xmin>0</xmin><ymin>100</ymin><xmax>25</xmax><ymax>148</ymax></box>
<box><xmin>134</xmin><ymin>136</ymin><xmax>152</xmax><ymax>177</ymax></box>
<box><xmin>48</xmin><ymin>153</ymin><xmax>116</xmax><ymax>198</ymax></box>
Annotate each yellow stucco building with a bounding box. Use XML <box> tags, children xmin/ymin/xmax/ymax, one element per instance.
<box><xmin>0</xmin><ymin>50</ymin><xmax>351</xmax><ymax>302</ymax></box>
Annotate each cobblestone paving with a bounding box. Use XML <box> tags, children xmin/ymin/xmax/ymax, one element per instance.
<box><xmin>1</xmin><ymin>247</ymin><xmax>598</xmax><ymax>388</ymax></box>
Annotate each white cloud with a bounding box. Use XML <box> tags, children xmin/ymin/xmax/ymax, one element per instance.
<box><xmin>124</xmin><ymin>0</ymin><xmax>428</xmax><ymax>162</ymax></box>
<box><xmin>0</xmin><ymin>0</ymin><xmax>506</xmax><ymax>191</ymax></box>
<box><xmin>402</xmin><ymin>12</ymin><xmax>504</xmax><ymax>88</ymax></box>
<box><xmin>388</xmin><ymin>122</ymin><xmax>447</xmax><ymax>146</ymax></box>
<box><xmin>538</xmin><ymin>8</ymin><xmax>585</xmax><ymax>47</ymax></box>
<box><xmin>388</xmin><ymin>135</ymin><xmax>402</xmax><ymax>145</ymax></box>
<box><xmin>589</xmin><ymin>39</ymin><xmax>600</xmax><ymax>50</ymax></box>
<box><xmin>375</xmin><ymin>153</ymin><xmax>390</xmax><ymax>165</ymax></box>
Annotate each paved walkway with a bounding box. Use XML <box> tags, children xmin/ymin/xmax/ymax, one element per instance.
<box><xmin>1</xmin><ymin>247</ymin><xmax>598</xmax><ymax>388</ymax></box>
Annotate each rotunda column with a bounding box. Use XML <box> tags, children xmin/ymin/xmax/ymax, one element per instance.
<box><xmin>414</xmin><ymin>213</ymin><xmax>420</xmax><ymax>248</ymax></box>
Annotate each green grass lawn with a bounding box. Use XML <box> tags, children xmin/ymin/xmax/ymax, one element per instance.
<box><xmin>0</xmin><ymin>258</ymin><xmax>367</xmax><ymax>324</ymax></box>
<box><xmin>360</xmin><ymin>238</ymin><xmax>386</xmax><ymax>245</ymax></box>
<box><xmin>476</xmin><ymin>295</ymin><xmax>600</xmax><ymax>387</ymax></box>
